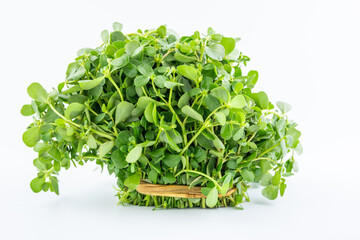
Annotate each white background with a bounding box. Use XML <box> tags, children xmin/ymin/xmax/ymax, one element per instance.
<box><xmin>1</xmin><ymin>0</ymin><xmax>359</xmax><ymax>239</ymax></box>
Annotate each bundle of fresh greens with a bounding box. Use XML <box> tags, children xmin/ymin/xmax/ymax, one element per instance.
<box><xmin>21</xmin><ymin>23</ymin><xmax>302</xmax><ymax>208</ymax></box>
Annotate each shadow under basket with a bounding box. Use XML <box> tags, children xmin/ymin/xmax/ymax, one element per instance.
<box><xmin>136</xmin><ymin>181</ymin><xmax>236</xmax><ymax>198</ymax></box>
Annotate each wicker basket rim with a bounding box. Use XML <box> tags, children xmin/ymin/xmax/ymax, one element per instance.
<box><xmin>136</xmin><ymin>180</ymin><xmax>236</xmax><ymax>199</ymax></box>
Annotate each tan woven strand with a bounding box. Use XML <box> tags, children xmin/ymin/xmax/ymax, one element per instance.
<box><xmin>136</xmin><ymin>181</ymin><xmax>236</xmax><ymax>198</ymax></box>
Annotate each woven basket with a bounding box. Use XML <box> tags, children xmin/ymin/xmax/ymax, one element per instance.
<box><xmin>136</xmin><ymin>181</ymin><xmax>236</xmax><ymax>198</ymax></box>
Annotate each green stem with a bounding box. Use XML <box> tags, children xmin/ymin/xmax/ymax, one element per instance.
<box><xmin>261</xmin><ymin>110</ymin><xmax>283</xmax><ymax>118</ymax></box>
<box><xmin>199</xmin><ymin>38</ymin><xmax>209</xmax><ymax>62</ymax></box>
<box><xmin>80</xmin><ymin>156</ymin><xmax>110</xmax><ymax>162</ymax></box>
<box><xmin>48</xmin><ymin>102</ymin><xmax>115</xmax><ymax>141</ymax></box>
<box><xmin>175</xmin><ymin>169</ymin><xmax>221</xmax><ymax>189</ymax></box>
<box><xmin>179</xmin><ymin>124</ymin><xmax>207</xmax><ymax>156</ymax></box>
<box><xmin>259</xmin><ymin>141</ymin><xmax>281</xmax><ymax>157</ymax></box>
<box><xmin>47</xmin><ymin>102</ymin><xmax>80</xmax><ymax>128</ymax></box>
<box><xmin>161</xmin><ymin>48</ymin><xmax>175</xmax><ymax>62</ymax></box>
<box><xmin>241</xmin><ymin>157</ymin><xmax>278</xmax><ymax>165</ymax></box>
<box><xmin>107</xmin><ymin>75</ymin><xmax>124</xmax><ymax>102</ymax></box>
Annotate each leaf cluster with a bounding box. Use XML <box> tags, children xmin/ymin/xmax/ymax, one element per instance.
<box><xmin>22</xmin><ymin>23</ymin><xmax>302</xmax><ymax>208</ymax></box>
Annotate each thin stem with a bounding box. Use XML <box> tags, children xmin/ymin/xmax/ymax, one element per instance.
<box><xmin>179</xmin><ymin>124</ymin><xmax>207</xmax><ymax>156</ymax></box>
<box><xmin>205</xmin><ymin>105</ymin><xmax>227</xmax><ymax>123</ymax></box>
<box><xmin>241</xmin><ymin>157</ymin><xmax>278</xmax><ymax>165</ymax></box>
<box><xmin>262</xmin><ymin>110</ymin><xmax>283</xmax><ymax>118</ymax></box>
<box><xmin>107</xmin><ymin>75</ymin><xmax>124</xmax><ymax>102</ymax></box>
<box><xmin>199</xmin><ymin>38</ymin><xmax>209</xmax><ymax>62</ymax></box>
<box><xmin>141</xmin><ymin>87</ymin><xmax>148</xmax><ymax>97</ymax></box>
<box><xmin>259</xmin><ymin>141</ymin><xmax>282</xmax><ymax>157</ymax></box>
<box><xmin>175</xmin><ymin>169</ymin><xmax>221</xmax><ymax>189</ymax></box>
<box><xmin>161</xmin><ymin>48</ymin><xmax>175</xmax><ymax>62</ymax></box>
<box><xmin>247</xmin><ymin>132</ymin><xmax>256</xmax><ymax>142</ymax></box>
<box><xmin>91</xmin><ymin>125</ymin><xmax>115</xmax><ymax>141</ymax></box>
<box><xmin>47</xmin><ymin>102</ymin><xmax>80</xmax><ymax>128</ymax></box>
<box><xmin>80</xmin><ymin>156</ymin><xmax>110</xmax><ymax>162</ymax></box>
<box><xmin>144</xmin><ymin>29</ymin><xmax>157</xmax><ymax>38</ymax></box>
<box><xmin>152</xmin><ymin>78</ymin><xmax>186</xmax><ymax>143</ymax></box>
<box><xmin>47</xmin><ymin>102</ymin><xmax>114</xmax><ymax>141</ymax></box>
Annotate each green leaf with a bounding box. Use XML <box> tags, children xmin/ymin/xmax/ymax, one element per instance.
<box><xmin>246</xmin><ymin>70</ymin><xmax>258</xmax><ymax>89</ymax></box>
<box><xmin>113</xmin><ymin>22</ymin><xmax>123</xmax><ymax>32</ymax></box>
<box><xmin>219</xmin><ymin>174</ymin><xmax>232</xmax><ymax>196</ymax></box>
<box><xmin>233</xmin><ymin>128</ymin><xmax>244</xmax><ymax>141</ymax></box>
<box><xmin>27</xmin><ymin>82</ymin><xmax>48</xmax><ymax>103</ymax></box>
<box><xmin>206</xmin><ymin>187</ymin><xmax>218</xmax><ymax>208</ymax></box>
<box><xmin>50</xmin><ymin>176</ymin><xmax>59</xmax><ymax>195</ymax></box>
<box><xmin>111</xmin><ymin>54</ymin><xmax>129</xmax><ymax>69</ymax></box>
<box><xmin>62</xmin><ymin>84</ymin><xmax>81</xmax><ymax>94</ymax></box>
<box><xmin>205</xmin><ymin>44</ymin><xmax>225</xmax><ymax>60</ymax></box>
<box><xmin>47</xmin><ymin>147</ymin><xmax>61</xmax><ymax>161</ymax></box>
<box><xmin>125</xmin><ymin>40</ymin><xmax>141</xmax><ymax>57</ymax></box>
<box><xmin>99</xmin><ymin>141</ymin><xmax>114</xmax><ymax>158</ymax></box>
<box><xmin>181</xmin><ymin>105</ymin><xmax>203</xmax><ymax>122</ymax></box>
<box><xmin>220</xmin><ymin>37</ymin><xmax>236</xmax><ymax>55</ymax></box>
<box><xmin>144</xmin><ymin>102</ymin><xmax>156</xmax><ymax>123</ymax></box>
<box><xmin>126</xmin><ymin>145</ymin><xmax>143</xmax><ymax>163</ymax></box>
<box><xmin>137</xmin><ymin>63</ymin><xmax>154</xmax><ymax>77</ymax></box>
<box><xmin>212</xmin><ymin>134</ymin><xmax>225</xmax><ymax>150</ymax></box>
<box><xmin>21</xmin><ymin>104</ymin><xmax>35</xmax><ymax>116</ymax></box>
<box><xmin>177</xmin><ymin>65</ymin><xmax>199</xmax><ymax>82</ymax></box>
<box><xmin>134</xmin><ymin>75</ymin><xmax>150</xmax><ymax>87</ymax></box>
<box><xmin>178</xmin><ymin>94</ymin><xmax>190</xmax><ymax>110</ymax></box>
<box><xmin>111</xmin><ymin>32</ymin><xmax>125</xmax><ymax>43</ymax></box>
<box><xmin>230</xmin><ymin>95</ymin><xmax>246</xmax><ymax>109</ymax></box>
<box><xmin>164</xmin><ymin>81</ymin><xmax>183</xmax><ymax>89</ymax></box>
<box><xmin>260</xmin><ymin>173</ymin><xmax>273</xmax><ymax>186</ymax></box>
<box><xmin>240</xmin><ymin>169</ymin><xmax>255</xmax><ymax>182</ymax></box>
<box><xmin>163</xmin><ymin>154</ymin><xmax>181</xmax><ymax>168</ymax></box>
<box><xmin>157</xmin><ymin>25</ymin><xmax>166</xmax><ymax>38</ymax></box>
<box><xmin>262</xmin><ymin>185</ymin><xmax>279</xmax><ymax>200</ymax></box>
<box><xmin>65</xmin><ymin>103</ymin><xmax>85</xmax><ymax>119</ymax></box>
<box><xmin>115</xmin><ymin>101</ymin><xmax>134</xmax><ymax>124</ymax></box>
<box><xmin>79</xmin><ymin>76</ymin><xmax>105</xmax><ymax>90</ymax></box>
<box><xmin>204</xmin><ymin>94</ymin><xmax>220</xmax><ymax>111</ymax></box>
<box><xmin>220</xmin><ymin>123</ymin><xmax>233</xmax><ymax>140</ymax></box>
<box><xmin>215</xmin><ymin>112</ymin><xmax>226</xmax><ymax>125</ymax></box>
<box><xmin>154</xmin><ymin>75</ymin><xmax>166</xmax><ymax>88</ymax></box>
<box><xmin>124</xmin><ymin>172</ymin><xmax>141</xmax><ymax>189</ymax></box>
<box><xmin>174</xmin><ymin>52</ymin><xmax>197</xmax><ymax>63</ymax></box>
<box><xmin>23</xmin><ymin>126</ymin><xmax>41</xmax><ymax>147</ymax></box>
<box><xmin>277</xmin><ymin>101</ymin><xmax>292</xmax><ymax>113</ymax></box>
<box><xmin>280</xmin><ymin>181</ymin><xmax>287</xmax><ymax>196</ymax></box>
<box><xmin>101</xmin><ymin>30</ymin><xmax>109</xmax><ymax>43</ymax></box>
<box><xmin>144</xmin><ymin>46</ymin><xmax>156</xmax><ymax>56</ymax></box>
<box><xmin>234</xmin><ymin>82</ymin><xmax>244</xmax><ymax>93</ymax></box>
<box><xmin>30</xmin><ymin>177</ymin><xmax>45</xmax><ymax>193</ymax></box>
<box><xmin>211</xmin><ymin>87</ymin><xmax>230</xmax><ymax>103</ymax></box>
<box><xmin>66</xmin><ymin>65</ymin><xmax>86</xmax><ymax>81</ymax></box>
<box><xmin>111</xmin><ymin>150</ymin><xmax>127</xmax><ymax>169</ymax></box>
<box><xmin>252</xmin><ymin>91</ymin><xmax>269</xmax><ymax>109</ymax></box>
<box><xmin>123</xmin><ymin>63</ymin><xmax>138</xmax><ymax>78</ymax></box>
<box><xmin>164</xmin><ymin>131</ymin><xmax>181</xmax><ymax>152</ymax></box>
<box><xmin>87</xmin><ymin>134</ymin><xmax>97</xmax><ymax>149</ymax></box>
<box><xmin>163</xmin><ymin>172</ymin><xmax>176</xmax><ymax>184</ymax></box>
<box><xmin>272</xmin><ymin>171</ymin><xmax>281</xmax><ymax>186</ymax></box>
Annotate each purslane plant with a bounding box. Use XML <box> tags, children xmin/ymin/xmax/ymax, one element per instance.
<box><xmin>21</xmin><ymin>23</ymin><xmax>302</xmax><ymax>208</ymax></box>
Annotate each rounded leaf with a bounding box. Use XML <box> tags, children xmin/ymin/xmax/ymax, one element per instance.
<box><xmin>27</xmin><ymin>82</ymin><xmax>47</xmax><ymax>103</ymax></box>
<box><xmin>126</xmin><ymin>145</ymin><xmax>143</xmax><ymax>163</ymax></box>
<box><xmin>30</xmin><ymin>177</ymin><xmax>45</xmax><ymax>193</ymax></box>
<box><xmin>23</xmin><ymin>126</ymin><xmax>41</xmax><ymax>147</ymax></box>
<box><xmin>177</xmin><ymin>65</ymin><xmax>199</xmax><ymax>82</ymax></box>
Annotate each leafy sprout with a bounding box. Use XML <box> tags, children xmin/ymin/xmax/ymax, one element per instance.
<box><xmin>22</xmin><ymin>23</ymin><xmax>302</xmax><ymax>208</ymax></box>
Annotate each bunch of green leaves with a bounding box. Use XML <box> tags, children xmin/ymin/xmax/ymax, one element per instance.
<box><xmin>22</xmin><ymin>23</ymin><xmax>302</xmax><ymax>208</ymax></box>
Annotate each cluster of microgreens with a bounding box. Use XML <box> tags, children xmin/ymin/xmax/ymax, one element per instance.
<box><xmin>21</xmin><ymin>22</ymin><xmax>302</xmax><ymax>209</ymax></box>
